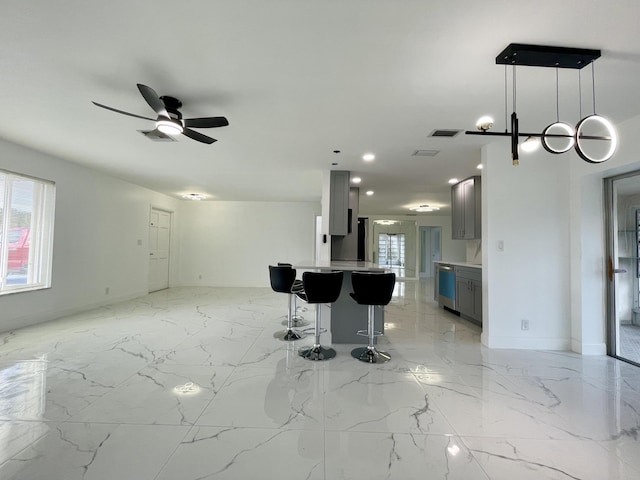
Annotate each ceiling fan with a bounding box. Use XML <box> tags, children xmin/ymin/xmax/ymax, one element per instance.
<box><xmin>92</xmin><ymin>84</ymin><xmax>229</xmax><ymax>144</ymax></box>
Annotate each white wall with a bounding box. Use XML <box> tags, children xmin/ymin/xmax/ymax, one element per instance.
<box><xmin>482</xmin><ymin>141</ymin><xmax>572</xmax><ymax>350</ymax></box>
<box><xmin>0</xmin><ymin>137</ymin><xmax>179</xmax><ymax>332</ymax></box>
<box><xmin>177</xmin><ymin>200</ymin><xmax>320</xmax><ymax>287</ymax></box>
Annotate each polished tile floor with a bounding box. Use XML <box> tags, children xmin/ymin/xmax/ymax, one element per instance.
<box><xmin>1</xmin><ymin>281</ymin><xmax>639</xmax><ymax>479</ymax></box>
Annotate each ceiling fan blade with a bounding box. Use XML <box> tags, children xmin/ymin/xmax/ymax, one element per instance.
<box><xmin>137</xmin><ymin>83</ymin><xmax>170</xmax><ymax>118</ymax></box>
<box><xmin>182</xmin><ymin>128</ymin><xmax>217</xmax><ymax>144</ymax></box>
<box><xmin>92</xmin><ymin>101</ymin><xmax>155</xmax><ymax>121</ymax></box>
<box><xmin>183</xmin><ymin>117</ymin><xmax>229</xmax><ymax>129</ymax></box>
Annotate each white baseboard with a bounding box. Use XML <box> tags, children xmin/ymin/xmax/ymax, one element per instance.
<box><xmin>1</xmin><ymin>290</ymin><xmax>148</xmax><ymax>333</ymax></box>
<box><xmin>481</xmin><ymin>334</ymin><xmax>571</xmax><ymax>351</ymax></box>
<box><xmin>571</xmin><ymin>339</ymin><xmax>607</xmax><ymax>355</ymax></box>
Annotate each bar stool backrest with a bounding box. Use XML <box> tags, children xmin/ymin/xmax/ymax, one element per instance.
<box><xmin>302</xmin><ymin>270</ymin><xmax>344</xmax><ymax>304</ymax></box>
<box><xmin>269</xmin><ymin>265</ymin><xmax>297</xmax><ymax>293</ymax></box>
<box><xmin>351</xmin><ymin>272</ymin><xmax>396</xmax><ymax>306</ymax></box>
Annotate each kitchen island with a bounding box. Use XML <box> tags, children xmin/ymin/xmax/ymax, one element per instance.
<box><xmin>293</xmin><ymin>261</ymin><xmax>387</xmax><ymax>344</ymax></box>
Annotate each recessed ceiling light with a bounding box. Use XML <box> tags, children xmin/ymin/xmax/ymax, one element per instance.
<box><xmin>362</xmin><ymin>153</ymin><xmax>375</xmax><ymax>162</ymax></box>
<box><xmin>182</xmin><ymin>193</ymin><xmax>205</xmax><ymax>201</ymax></box>
<box><xmin>477</xmin><ymin>164</ymin><xmax>483</xmax><ymax>169</ymax></box>
<box><xmin>448</xmin><ymin>178</ymin><xmax>459</xmax><ymax>184</ymax></box>
<box><xmin>352</xmin><ymin>177</ymin><xmax>362</xmax><ymax>184</ymax></box>
<box><xmin>366</xmin><ymin>190</ymin><xmax>374</xmax><ymax>196</ymax></box>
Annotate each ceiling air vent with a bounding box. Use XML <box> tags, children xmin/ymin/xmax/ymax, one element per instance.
<box><xmin>412</xmin><ymin>149</ymin><xmax>440</xmax><ymax>157</ymax></box>
<box><xmin>138</xmin><ymin>130</ymin><xmax>176</xmax><ymax>142</ymax></box>
<box><xmin>429</xmin><ymin>129</ymin><xmax>461</xmax><ymax>138</ymax></box>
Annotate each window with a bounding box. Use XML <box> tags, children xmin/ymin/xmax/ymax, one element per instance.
<box><xmin>0</xmin><ymin>170</ymin><xmax>55</xmax><ymax>294</ymax></box>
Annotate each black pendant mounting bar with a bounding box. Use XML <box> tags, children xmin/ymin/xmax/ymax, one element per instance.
<box><xmin>496</xmin><ymin>44</ymin><xmax>601</xmax><ymax>69</ymax></box>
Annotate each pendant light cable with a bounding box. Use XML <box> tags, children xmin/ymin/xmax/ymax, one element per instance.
<box><xmin>591</xmin><ymin>61</ymin><xmax>597</xmax><ymax>115</ymax></box>
<box><xmin>556</xmin><ymin>67</ymin><xmax>560</xmax><ymax>122</ymax></box>
<box><xmin>578</xmin><ymin>68</ymin><xmax>582</xmax><ymax>120</ymax></box>
<box><xmin>504</xmin><ymin>64</ymin><xmax>508</xmax><ymax>131</ymax></box>
<box><xmin>513</xmin><ymin>63</ymin><xmax>517</xmax><ymax>113</ymax></box>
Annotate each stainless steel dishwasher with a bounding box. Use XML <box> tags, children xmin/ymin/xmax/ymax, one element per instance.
<box><xmin>437</xmin><ymin>264</ymin><xmax>456</xmax><ymax>310</ymax></box>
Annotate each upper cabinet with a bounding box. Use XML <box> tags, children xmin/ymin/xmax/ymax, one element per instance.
<box><xmin>329</xmin><ymin>170</ymin><xmax>350</xmax><ymax>235</ymax></box>
<box><xmin>451</xmin><ymin>176</ymin><xmax>481</xmax><ymax>239</ymax></box>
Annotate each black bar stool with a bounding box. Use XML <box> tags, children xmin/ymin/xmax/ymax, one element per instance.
<box><xmin>278</xmin><ymin>263</ymin><xmax>308</xmax><ymax>327</ymax></box>
<box><xmin>269</xmin><ymin>265</ymin><xmax>305</xmax><ymax>341</ymax></box>
<box><xmin>296</xmin><ymin>270</ymin><xmax>344</xmax><ymax>361</ymax></box>
<box><xmin>349</xmin><ymin>271</ymin><xmax>396</xmax><ymax>363</ymax></box>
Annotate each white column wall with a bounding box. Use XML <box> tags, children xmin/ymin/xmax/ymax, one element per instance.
<box><xmin>0</xmin><ymin>138</ymin><xmax>179</xmax><ymax>332</ymax></box>
<box><xmin>177</xmin><ymin>200</ymin><xmax>320</xmax><ymax>287</ymax></box>
<box><xmin>481</xmin><ymin>142</ymin><xmax>572</xmax><ymax>349</ymax></box>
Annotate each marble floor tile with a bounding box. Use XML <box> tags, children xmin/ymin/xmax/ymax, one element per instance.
<box><xmin>69</xmin><ymin>363</ymin><xmax>234</xmax><ymax>425</ymax></box>
<box><xmin>0</xmin><ymin>422</ymin><xmax>190</xmax><ymax>480</ymax></box>
<box><xmin>155</xmin><ymin>426</ymin><xmax>324</xmax><ymax>480</ymax></box>
<box><xmin>1</xmin><ymin>281</ymin><xmax>639</xmax><ymax>479</ymax></box>
<box><xmin>463</xmin><ymin>436</ymin><xmax>640</xmax><ymax>480</ymax></box>
<box><xmin>324</xmin><ymin>431</ymin><xmax>490</xmax><ymax>480</ymax></box>
<box><xmin>196</xmin><ymin>364</ymin><xmax>324</xmax><ymax>430</ymax></box>
<box><xmin>323</xmin><ymin>368</ymin><xmax>455</xmax><ymax>434</ymax></box>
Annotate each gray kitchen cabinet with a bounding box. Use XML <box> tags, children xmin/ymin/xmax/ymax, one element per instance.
<box><xmin>455</xmin><ymin>266</ymin><xmax>482</xmax><ymax>326</ymax></box>
<box><xmin>451</xmin><ymin>176</ymin><xmax>481</xmax><ymax>239</ymax></box>
<box><xmin>329</xmin><ymin>170</ymin><xmax>350</xmax><ymax>235</ymax></box>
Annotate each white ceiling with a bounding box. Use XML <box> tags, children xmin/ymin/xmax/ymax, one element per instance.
<box><xmin>2</xmin><ymin>1</ymin><xmax>640</xmax><ymax>215</ymax></box>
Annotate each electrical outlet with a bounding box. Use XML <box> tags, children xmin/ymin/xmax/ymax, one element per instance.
<box><xmin>521</xmin><ymin>319</ymin><xmax>529</xmax><ymax>330</ymax></box>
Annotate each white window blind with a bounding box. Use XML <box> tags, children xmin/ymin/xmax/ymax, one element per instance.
<box><xmin>0</xmin><ymin>170</ymin><xmax>55</xmax><ymax>295</ymax></box>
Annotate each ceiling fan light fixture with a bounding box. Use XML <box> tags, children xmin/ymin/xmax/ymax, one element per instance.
<box><xmin>157</xmin><ymin>119</ymin><xmax>184</xmax><ymax>135</ymax></box>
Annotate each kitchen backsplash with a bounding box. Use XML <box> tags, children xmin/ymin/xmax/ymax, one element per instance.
<box><xmin>466</xmin><ymin>239</ymin><xmax>482</xmax><ymax>264</ymax></box>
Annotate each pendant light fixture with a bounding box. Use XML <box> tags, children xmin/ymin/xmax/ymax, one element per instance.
<box><xmin>465</xmin><ymin>44</ymin><xmax>617</xmax><ymax>165</ymax></box>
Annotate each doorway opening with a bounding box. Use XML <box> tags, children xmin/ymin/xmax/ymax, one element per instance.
<box><xmin>149</xmin><ymin>208</ymin><xmax>172</xmax><ymax>293</ymax></box>
<box><xmin>419</xmin><ymin>226</ymin><xmax>442</xmax><ymax>278</ymax></box>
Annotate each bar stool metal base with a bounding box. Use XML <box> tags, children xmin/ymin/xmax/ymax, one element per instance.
<box><xmin>351</xmin><ymin>346</ymin><xmax>391</xmax><ymax>364</ymax></box>
<box><xmin>281</xmin><ymin>316</ymin><xmax>309</xmax><ymax>327</ymax></box>
<box><xmin>274</xmin><ymin>329</ymin><xmax>305</xmax><ymax>341</ymax></box>
<box><xmin>299</xmin><ymin>344</ymin><xmax>336</xmax><ymax>361</ymax></box>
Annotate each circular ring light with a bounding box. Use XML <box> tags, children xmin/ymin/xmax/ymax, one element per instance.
<box><xmin>574</xmin><ymin>115</ymin><xmax>617</xmax><ymax>164</ymax></box>
<box><xmin>541</xmin><ymin>122</ymin><xmax>575</xmax><ymax>154</ymax></box>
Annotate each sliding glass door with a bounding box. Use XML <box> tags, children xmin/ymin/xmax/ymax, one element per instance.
<box><xmin>605</xmin><ymin>172</ymin><xmax>640</xmax><ymax>365</ymax></box>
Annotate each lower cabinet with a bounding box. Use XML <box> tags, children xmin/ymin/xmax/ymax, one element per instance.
<box><xmin>455</xmin><ymin>266</ymin><xmax>482</xmax><ymax>326</ymax></box>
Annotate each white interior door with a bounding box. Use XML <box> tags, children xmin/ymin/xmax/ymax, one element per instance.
<box><xmin>149</xmin><ymin>208</ymin><xmax>171</xmax><ymax>292</ymax></box>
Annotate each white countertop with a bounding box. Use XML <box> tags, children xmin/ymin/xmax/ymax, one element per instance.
<box><xmin>433</xmin><ymin>260</ymin><xmax>482</xmax><ymax>269</ymax></box>
<box><xmin>293</xmin><ymin>260</ymin><xmax>386</xmax><ymax>271</ymax></box>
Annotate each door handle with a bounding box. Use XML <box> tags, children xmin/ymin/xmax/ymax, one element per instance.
<box><xmin>608</xmin><ymin>256</ymin><xmax>627</xmax><ymax>281</ymax></box>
